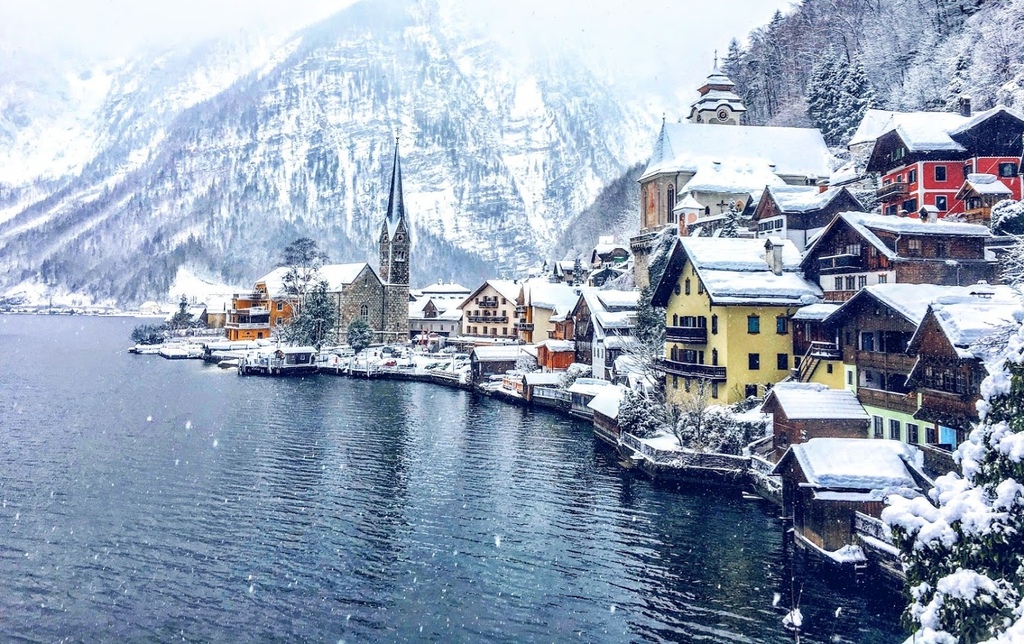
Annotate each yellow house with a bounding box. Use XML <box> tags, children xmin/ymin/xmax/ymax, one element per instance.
<box><xmin>652</xmin><ymin>237</ymin><xmax>823</xmax><ymax>405</ymax></box>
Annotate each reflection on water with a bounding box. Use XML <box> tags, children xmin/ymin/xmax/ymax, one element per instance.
<box><xmin>0</xmin><ymin>315</ymin><xmax>906</xmax><ymax>642</ymax></box>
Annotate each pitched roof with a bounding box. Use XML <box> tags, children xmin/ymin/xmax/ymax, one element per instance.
<box><xmin>587</xmin><ymin>385</ymin><xmax>627</xmax><ymax>419</ymax></box>
<box><xmin>909</xmin><ymin>287</ymin><xmax>1022</xmax><ymax>358</ymax></box>
<box><xmin>801</xmin><ymin>211</ymin><xmax>991</xmax><ymax>265</ymax></box>
<box><xmin>654</xmin><ymin>237</ymin><xmax>821</xmax><ymax>307</ymax></box>
<box><xmin>420</xmin><ymin>281</ymin><xmax>471</xmax><ymax>295</ymax></box>
<box><xmin>763</xmin><ymin>186</ymin><xmax>859</xmax><ymax>214</ymax></box>
<box><xmin>524</xmin><ymin>280</ymin><xmax>580</xmax><ymax>315</ymax></box>
<box><xmin>383</xmin><ymin>141</ymin><xmax>407</xmax><ymax>239</ymax></box>
<box><xmin>960</xmin><ymin>173</ymin><xmax>1012</xmax><ymax>196</ymax></box>
<box><xmin>641</xmin><ymin>121</ymin><xmax>832</xmax><ymax>183</ymax></box>
<box><xmin>257</xmin><ymin>263</ymin><xmax>372</xmax><ymax>297</ymax></box>
<box><xmin>766</xmin><ymin>383</ymin><xmax>868</xmax><ymax>421</ymax></box>
<box><xmin>775</xmin><ymin>438</ymin><xmax>922</xmax><ymax>491</ymax></box>
<box><xmin>460</xmin><ymin>279</ymin><xmax>521</xmax><ymax>309</ymax></box>
<box><xmin>471</xmin><ymin>345</ymin><xmax>527</xmax><ymax>362</ymax></box>
<box><xmin>828</xmin><ymin>283</ymin><xmax>998</xmax><ymax>328</ymax></box>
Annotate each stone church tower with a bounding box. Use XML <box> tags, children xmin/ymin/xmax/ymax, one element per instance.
<box><xmin>687</xmin><ymin>56</ymin><xmax>746</xmax><ymax>125</ymax></box>
<box><xmin>378</xmin><ymin>140</ymin><xmax>410</xmax><ymax>343</ymax></box>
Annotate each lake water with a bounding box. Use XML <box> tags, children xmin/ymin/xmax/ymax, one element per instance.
<box><xmin>0</xmin><ymin>315</ymin><xmax>906</xmax><ymax>642</ymax></box>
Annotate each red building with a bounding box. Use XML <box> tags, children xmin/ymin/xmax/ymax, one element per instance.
<box><xmin>866</xmin><ymin>105</ymin><xmax>1024</xmax><ymax>219</ymax></box>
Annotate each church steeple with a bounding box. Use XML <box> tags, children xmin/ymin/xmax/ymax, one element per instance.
<box><xmin>688</xmin><ymin>56</ymin><xmax>747</xmax><ymax>125</ymax></box>
<box><xmin>379</xmin><ymin>139</ymin><xmax>409</xmax><ymax>286</ymax></box>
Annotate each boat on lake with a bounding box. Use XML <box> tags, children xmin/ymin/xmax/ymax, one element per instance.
<box><xmin>238</xmin><ymin>346</ymin><xmax>318</xmax><ymax>376</ymax></box>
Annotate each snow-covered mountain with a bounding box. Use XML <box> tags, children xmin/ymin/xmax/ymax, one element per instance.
<box><xmin>0</xmin><ymin>0</ymin><xmax>656</xmax><ymax>306</ymax></box>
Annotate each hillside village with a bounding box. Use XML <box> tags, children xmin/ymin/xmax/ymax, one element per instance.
<box><xmin>133</xmin><ymin>61</ymin><xmax>1024</xmax><ymax>608</ymax></box>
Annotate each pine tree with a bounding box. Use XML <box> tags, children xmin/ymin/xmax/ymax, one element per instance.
<box><xmin>806</xmin><ymin>48</ymin><xmax>843</xmax><ymax>145</ymax></box>
<box><xmin>346</xmin><ymin>318</ymin><xmax>374</xmax><ymax>354</ymax></box>
<box><xmin>286</xmin><ymin>279</ymin><xmax>338</xmax><ymax>349</ymax></box>
<box><xmin>720</xmin><ymin>203</ymin><xmax>742</xmax><ymax>238</ymax></box>
<box><xmin>836</xmin><ymin>58</ymin><xmax>875</xmax><ymax>145</ymax></box>
<box><xmin>883</xmin><ymin>316</ymin><xmax>1024</xmax><ymax>643</ymax></box>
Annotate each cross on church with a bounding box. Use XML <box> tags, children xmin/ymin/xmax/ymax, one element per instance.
<box><xmin>716</xmin><ymin>199</ymin><xmax>731</xmax><ymax>213</ymax></box>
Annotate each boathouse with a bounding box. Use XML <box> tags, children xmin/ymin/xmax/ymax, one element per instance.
<box><xmin>772</xmin><ymin>438</ymin><xmax>928</xmax><ymax>560</ymax></box>
<box><xmin>469</xmin><ymin>345</ymin><xmax>526</xmax><ymax>384</ymax></box>
<box><xmin>761</xmin><ymin>383</ymin><xmax>869</xmax><ymax>461</ymax></box>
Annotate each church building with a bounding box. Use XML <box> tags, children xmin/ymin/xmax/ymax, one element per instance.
<box><xmin>631</xmin><ymin>61</ymin><xmax>833</xmax><ymax>287</ymax></box>
<box><xmin>378</xmin><ymin>140</ymin><xmax>411</xmax><ymax>344</ymax></box>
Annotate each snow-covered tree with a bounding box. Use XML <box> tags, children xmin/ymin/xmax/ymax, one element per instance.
<box><xmin>559</xmin><ymin>363</ymin><xmax>591</xmax><ymax>389</ymax></box>
<box><xmin>719</xmin><ymin>203</ymin><xmax>742</xmax><ymax>238</ymax></box>
<box><xmin>346</xmin><ymin>318</ymin><xmax>374</xmax><ymax>353</ymax></box>
<box><xmin>280</xmin><ymin>237</ymin><xmax>328</xmax><ymax>317</ymax></box>
<box><xmin>991</xmin><ymin>200</ymin><xmax>1024</xmax><ymax>236</ymax></box>
<box><xmin>1001</xmin><ymin>236</ymin><xmax>1024</xmax><ymax>287</ymax></box>
<box><xmin>806</xmin><ymin>48</ymin><xmax>844</xmax><ymax>144</ymax></box>
<box><xmin>882</xmin><ymin>316</ymin><xmax>1024</xmax><ymax>643</ymax></box>
<box><xmin>617</xmin><ymin>388</ymin><xmax>664</xmax><ymax>438</ymax></box>
<box><xmin>572</xmin><ymin>256</ymin><xmax>585</xmax><ymax>286</ymax></box>
<box><xmin>168</xmin><ymin>295</ymin><xmax>193</xmax><ymax>331</ymax></box>
<box><xmin>285</xmin><ymin>279</ymin><xmax>337</xmax><ymax>349</ymax></box>
<box><xmin>515</xmin><ymin>352</ymin><xmax>539</xmax><ymax>374</ymax></box>
<box><xmin>836</xmin><ymin>58</ymin><xmax>875</xmax><ymax>144</ymax></box>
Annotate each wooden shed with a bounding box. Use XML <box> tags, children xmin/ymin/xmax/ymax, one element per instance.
<box><xmin>469</xmin><ymin>345</ymin><xmax>526</xmax><ymax>384</ymax></box>
<box><xmin>772</xmin><ymin>438</ymin><xmax>928</xmax><ymax>559</ymax></box>
<box><xmin>762</xmin><ymin>382</ymin><xmax>869</xmax><ymax>461</ymax></box>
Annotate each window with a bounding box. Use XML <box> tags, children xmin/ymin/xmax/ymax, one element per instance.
<box><xmin>889</xmin><ymin>419</ymin><xmax>901</xmax><ymax>441</ymax></box>
<box><xmin>749</xmin><ymin>353</ymin><xmax>760</xmax><ymax>370</ymax></box>
<box><xmin>834</xmin><ymin>277</ymin><xmax>843</xmax><ymax>290</ymax></box>
<box><xmin>672</xmin><ymin>375</ymin><xmax>678</xmax><ymax>389</ymax></box>
<box><xmin>711</xmin><ymin>348</ymin><xmax>718</xmax><ymax>365</ymax></box>
<box><xmin>776</xmin><ymin>317</ymin><xmax>788</xmax><ymax>334</ymax></box>
<box><xmin>934</xmin><ymin>165</ymin><xmax>947</xmax><ymax>182</ymax></box>
<box><xmin>672</xmin><ymin>314</ymin><xmax>678</xmax><ymax>326</ymax></box>
<box><xmin>848</xmin><ymin>370</ymin><xmax>853</xmax><ymax>385</ymax></box>
<box><xmin>845</xmin><ymin>276</ymin><xmax>856</xmax><ymax>290</ymax></box>
<box><xmin>777</xmin><ymin>353</ymin><xmax>789</xmax><ymax>370</ymax></box>
<box><xmin>685</xmin><ymin>278</ymin><xmax>691</xmax><ymax>295</ymax></box>
<box><xmin>999</xmin><ymin>162</ymin><xmax>1018</xmax><ymax>178</ymax></box>
<box><xmin>878</xmin><ymin>274</ymin><xmax>888</xmax><ymax>284</ymax></box>
<box><xmin>937</xmin><ymin>240</ymin><xmax>948</xmax><ymax>256</ymax></box>
<box><xmin>861</xmin><ymin>332</ymin><xmax>874</xmax><ymax>351</ymax></box>
<box><xmin>745</xmin><ymin>384</ymin><xmax>759</xmax><ymax>398</ymax></box>
<box><xmin>667</xmin><ymin>185</ymin><xmax>676</xmax><ymax>223</ymax></box>
<box><xmin>360</xmin><ymin>304</ymin><xmax>369</xmax><ymax>319</ymax></box>
<box><xmin>826</xmin><ymin>363</ymin><xmax>834</xmax><ymax>374</ymax></box>
<box><xmin>926</xmin><ymin>426</ymin><xmax>938</xmax><ymax>444</ymax></box>
<box><xmin>907</xmin><ymin>169</ymin><xmax>917</xmax><ymax>184</ymax></box>
<box><xmin>902</xmin><ymin>198</ymin><xmax>918</xmax><ymax>213</ymax></box>
<box><xmin>873</xmin><ymin>416</ymin><xmax>884</xmax><ymax>439</ymax></box>
<box><xmin>935</xmin><ymin>196</ymin><xmax>948</xmax><ymax>211</ymax></box>
<box><xmin>674</xmin><ymin>283</ymin><xmax>681</xmax><ymax>295</ymax></box>
<box><xmin>711</xmin><ymin>315</ymin><xmax>718</xmax><ymax>335</ymax></box>
<box><xmin>858</xmin><ymin>275</ymin><xmax>867</xmax><ymax>289</ymax></box>
<box><xmin>908</xmin><ymin>423</ymin><xmax>920</xmax><ymax>445</ymax></box>
<box><xmin>908</xmin><ymin>238</ymin><xmax>921</xmax><ymax>256</ymax></box>
<box><xmin>276</xmin><ymin>301</ymin><xmax>284</xmax><ymax>311</ymax></box>
<box><xmin>747</xmin><ymin>315</ymin><xmax>760</xmax><ymax>334</ymax></box>
<box><xmin>711</xmin><ymin>382</ymin><xmax>719</xmax><ymax>398</ymax></box>
<box><xmin>697</xmin><ymin>280</ymin><xmax>704</xmax><ymax>295</ymax></box>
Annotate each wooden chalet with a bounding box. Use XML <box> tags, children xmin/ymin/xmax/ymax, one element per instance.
<box><xmin>753</xmin><ymin>185</ymin><xmax>863</xmax><ymax>252</ymax></box>
<box><xmin>800</xmin><ymin>211</ymin><xmax>994</xmax><ymax>303</ymax></box>
<box><xmin>906</xmin><ymin>284</ymin><xmax>1021</xmax><ymax>448</ymax></box>
<box><xmin>469</xmin><ymin>345</ymin><xmax>526</xmax><ymax>384</ymax></box>
<box><xmin>955</xmin><ymin>173</ymin><xmax>1014</xmax><ymax>225</ymax></box>
<box><xmin>536</xmin><ymin>339</ymin><xmax>576</xmax><ymax>372</ymax></box>
<box><xmin>866</xmin><ymin>104</ymin><xmax>1024</xmax><ymax>218</ymax></box>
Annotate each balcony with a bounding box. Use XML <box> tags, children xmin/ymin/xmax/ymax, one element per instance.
<box><xmin>229</xmin><ymin>306</ymin><xmax>270</xmax><ymax>315</ymax></box>
<box><xmin>666</xmin><ymin>325</ymin><xmax>708</xmax><ymax>344</ymax></box>
<box><xmin>817</xmin><ymin>253</ymin><xmax>863</xmax><ymax>272</ymax></box>
<box><xmin>225</xmin><ymin>321</ymin><xmax>271</xmax><ymax>330</ymax></box>
<box><xmin>915</xmin><ymin>390</ymin><xmax>979</xmax><ymax>427</ymax></box>
<box><xmin>850</xmin><ymin>349</ymin><xmax>915</xmax><ymax>373</ymax></box>
<box><xmin>856</xmin><ymin>387</ymin><xmax>919</xmax><ymax>415</ymax></box>
<box><xmin>467</xmin><ymin>315</ymin><xmax>509</xmax><ymax>323</ymax></box>
<box><xmin>514</xmin><ymin>322</ymin><xmax>534</xmax><ymax>331</ymax></box>
<box><xmin>654</xmin><ymin>358</ymin><xmax>726</xmax><ymax>380</ymax></box>
<box><xmin>478</xmin><ymin>298</ymin><xmax>500</xmax><ymax>309</ymax></box>
<box><xmin>876</xmin><ymin>181</ymin><xmax>909</xmax><ymax>200</ymax></box>
<box><xmin>515</xmin><ymin>305</ymin><xmax>527</xmax><ymax>315</ymax></box>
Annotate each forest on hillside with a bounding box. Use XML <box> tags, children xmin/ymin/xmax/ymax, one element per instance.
<box><xmin>721</xmin><ymin>0</ymin><xmax>1019</xmax><ymax>134</ymax></box>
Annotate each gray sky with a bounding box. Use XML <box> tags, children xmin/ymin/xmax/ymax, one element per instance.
<box><xmin>0</xmin><ymin>0</ymin><xmax>793</xmax><ymax>108</ymax></box>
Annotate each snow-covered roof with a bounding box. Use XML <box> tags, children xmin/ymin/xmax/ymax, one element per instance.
<box><xmin>538</xmin><ymin>339</ymin><xmax>575</xmax><ymax>352</ymax></box>
<box><xmin>595</xmin><ymin>310</ymin><xmax>635</xmax><ymax>330</ymax></box>
<box><xmin>596</xmin><ymin>290</ymin><xmax>639</xmax><ymax>310</ymax></box>
<box><xmin>767</xmin><ymin>383</ymin><xmax>868</xmax><ymax>421</ymax></box>
<box><xmin>682</xmin><ymin>159</ymin><xmax>785</xmax><ymax>195</ymax></box>
<box><xmin>524</xmin><ymin>280</ymin><xmax>580</xmax><ymax>315</ymax></box>
<box><xmin>682</xmin><ymin>237</ymin><xmax>802</xmax><ymax>272</ymax></box>
<box><xmin>677</xmin><ymin>192</ymin><xmax>703</xmax><ymax>211</ymax></box>
<box><xmin>461</xmin><ymin>280</ymin><xmax>521</xmax><ymax>309</ymax></box>
<box><xmin>641</xmin><ymin>121</ymin><xmax>832</xmax><ymax>183</ymax></box>
<box><xmin>421</xmin><ymin>281</ymin><xmax>471</xmax><ymax>296</ymax></box>
<box><xmin>849</xmin><ymin>109</ymin><xmax>905</xmax><ymax>147</ymax></box>
<box><xmin>791</xmin><ymin>302</ymin><xmax>840</xmax><ymax>321</ymax></box>
<box><xmin>961</xmin><ymin>173</ymin><xmax>1012</xmax><ymax>196</ymax></box>
<box><xmin>778</xmin><ymin>438</ymin><xmax>922</xmax><ymax>491</ymax></box>
<box><xmin>915</xmin><ymin>288</ymin><xmax>1023</xmax><ymax>358</ymax></box>
<box><xmin>586</xmin><ymin>385</ymin><xmax>626</xmax><ymax>419</ymax></box>
<box><xmin>567</xmin><ymin>378</ymin><xmax>613</xmax><ymax>397</ymax></box>
<box><xmin>829</xmin><ymin>284</ymin><xmax>999</xmax><ymax>328</ymax></box>
<box><xmin>948</xmin><ymin>106</ymin><xmax>1024</xmax><ymax>136</ymax></box>
<box><xmin>766</xmin><ymin>186</ymin><xmax>848</xmax><ymax>213</ymax></box>
<box><xmin>257</xmin><ymin>263</ymin><xmax>370</xmax><ymax>297</ymax></box>
<box><xmin>884</xmin><ymin>112</ymin><xmax>970</xmax><ymax>152</ymax></box>
<box><xmin>471</xmin><ymin>345</ymin><xmax>526</xmax><ymax>362</ymax></box>
<box><xmin>674</xmin><ymin>237</ymin><xmax>821</xmax><ymax>306</ymax></box>
<box><xmin>523</xmin><ymin>372</ymin><xmax>563</xmax><ymax>386</ymax></box>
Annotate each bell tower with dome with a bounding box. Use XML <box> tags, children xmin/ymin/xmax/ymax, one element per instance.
<box><xmin>687</xmin><ymin>55</ymin><xmax>747</xmax><ymax>125</ymax></box>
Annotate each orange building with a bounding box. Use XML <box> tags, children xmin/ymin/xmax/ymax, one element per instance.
<box><xmin>225</xmin><ymin>269</ymin><xmax>296</xmax><ymax>341</ymax></box>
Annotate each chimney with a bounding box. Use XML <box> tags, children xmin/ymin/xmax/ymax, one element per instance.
<box><xmin>765</xmin><ymin>238</ymin><xmax>784</xmax><ymax>275</ymax></box>
<box><xmin>959</xmin><ymin>95</ymin><xmax>972</xmax><ymax>118</ymax></box>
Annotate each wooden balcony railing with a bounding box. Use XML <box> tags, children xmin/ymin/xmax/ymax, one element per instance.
<box><xmin>666</xmin><ymin>325</ymin><xmax>708</xmax><ymax>344</ymax></box>
<box><xmin>654</xmin><ymin>358</ymin><xmax>726</xmax><ymax>380</ymax></box>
